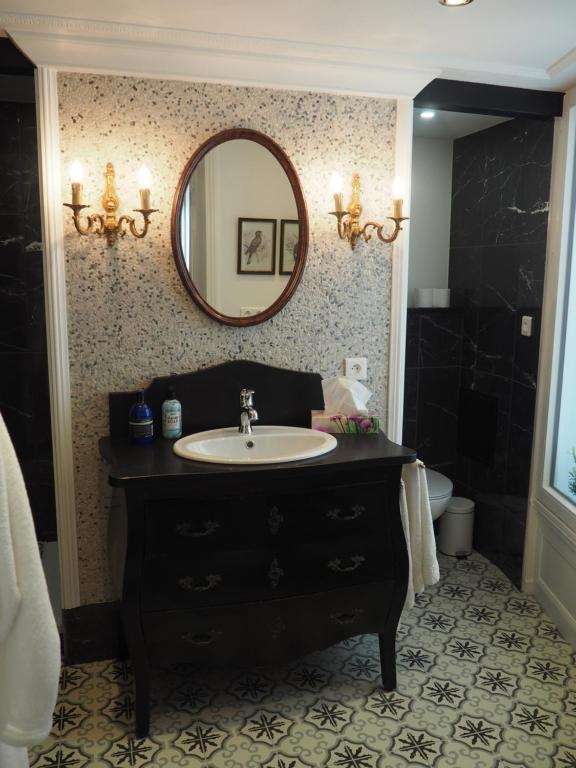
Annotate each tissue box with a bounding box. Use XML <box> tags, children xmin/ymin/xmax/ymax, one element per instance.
<box><xmin>311</xmin><ymin>411</ymin><xmax>380</xmax><ymax>434</ymax></box>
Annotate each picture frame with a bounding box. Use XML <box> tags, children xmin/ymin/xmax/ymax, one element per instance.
<box><xmin>279</xmin><ymin>219</ymin><xmax>300</xmax><ymax>275</ymax></box>
<box><xmin>237</xmin><ymin>218</ymin><xmax>276</xmax><ymax>274</ymax></box>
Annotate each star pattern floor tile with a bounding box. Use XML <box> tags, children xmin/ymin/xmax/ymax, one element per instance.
<box><xmin>29</xmin><ymin>552</ymin><xmax>576</xmax><ymax>767</ymax></box>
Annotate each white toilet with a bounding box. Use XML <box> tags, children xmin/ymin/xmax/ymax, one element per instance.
<box><xmin>425</xmin><ymin>468</ymin><xmax>453</xmax><ymax>521</ymax></box>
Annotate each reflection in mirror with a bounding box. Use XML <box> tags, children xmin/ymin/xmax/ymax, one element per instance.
<box><xmin>175</xmin><ymin>133</ymin><xmax>306</xmax><ymax>325</ymax></box>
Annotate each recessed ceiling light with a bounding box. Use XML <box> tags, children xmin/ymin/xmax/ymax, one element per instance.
<box><xmin>439</xmin><ymin>0</ymin><xmax>473</xmax><ymax>6</ymax></box>
<box><xmin>420</xmin><ymin>111</ymin><xmax>436</xmax><ymax>119</ymax></box>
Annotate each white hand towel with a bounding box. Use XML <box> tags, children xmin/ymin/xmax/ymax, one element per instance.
<box><xmin>400</xmin><ymin>459</ymin><xmax>440</xmax><ymax>609</ymax></box>
<box><xmin>0</xmin><ymin>415</ymin><xmax>61</xmax><ymax>761</ymax></box>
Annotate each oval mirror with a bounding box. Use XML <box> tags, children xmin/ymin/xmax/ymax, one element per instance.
<box><xmin>171</xmin><ymin>129</ymin><xmax>308</xmax><ymax>326</ymax></box>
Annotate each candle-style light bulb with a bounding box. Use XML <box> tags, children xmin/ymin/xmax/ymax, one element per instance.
<box><xmin>330</xmin><ymin>172</ymin><xmax>344</xmax><ymax>213</ymax></box>
<box><xmin>69</xmin><ymin>160</ymin><xmax>84</xmax><ymax>183</ymax></box>
<box><xmin>138</xmin><ymin>165</ymin><xmax>152</xmax><ymax>209</ymax></box>
<box><xmin>69</xmin><ymin>160</ymin><xmax>84</xmax><ymax>205</ymax></box>
<box><xmin>392</xmin><ymin>176</ymin><xmax>404</xmax><ymax>219</ymax></box>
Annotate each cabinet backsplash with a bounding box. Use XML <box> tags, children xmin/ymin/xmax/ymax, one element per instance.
<box><xmin>58</xmin><ymin>73</ymin><xmax>397</xmax><ymax>604</ymax></box>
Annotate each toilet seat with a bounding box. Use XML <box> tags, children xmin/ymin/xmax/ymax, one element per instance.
<box><xmin>426</xmin><ymin>468</ymin><xmax>453</xmax><ymax>500</ymax></box>
<box><xmin>425</xmin><ymin>468</ymin><xmax>454</xmax><ymax>521</ymax></box>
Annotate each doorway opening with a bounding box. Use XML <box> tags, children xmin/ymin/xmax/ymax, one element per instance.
<box><xmin>404</xmin><ymin>101</ymin><xmax>555</xmax><ymax>587</ymax></box>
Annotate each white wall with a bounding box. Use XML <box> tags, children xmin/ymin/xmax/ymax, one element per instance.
<box><xmin>211</xmin><ymin>139</ymin><xmax>297</xmax><ymax>316</ymax></box>
<box><xmin>408</xmin><ymin>137</ymin><xmax>453</xmax><ymax>307</ymax></box>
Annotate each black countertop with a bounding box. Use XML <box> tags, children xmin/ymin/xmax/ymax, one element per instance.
<box><xmin>99</xmin><ymin>432</ymin><xmax>417</xmax><ymax>490</ymax></box>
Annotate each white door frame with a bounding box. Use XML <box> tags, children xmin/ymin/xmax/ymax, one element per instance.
<box><xmin>35</xmin><ymin>67</ymin><xmax>81</xmax><ymax>609</ymax></box>
<box><xmin>523</xmin><ymin>85</ymin><xmax>576</xmax><ymax>646</ymax></box>
<box><xmin>387</xmin><ymin>97</ymin><xmax>413</xmax><ymax>443</ymax></box>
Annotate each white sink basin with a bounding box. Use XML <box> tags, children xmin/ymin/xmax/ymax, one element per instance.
<box><xmin>173</xmin><ymin>425</ymin><xmax>337</xmax><ymax>465</ymax></box>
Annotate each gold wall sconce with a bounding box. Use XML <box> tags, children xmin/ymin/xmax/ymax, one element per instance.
<box><xmin>329</xmin><ymin>173</ymin><xmax>408</xmax><ymax>250</ymax></box>
<box><xmin>63</xmin><ymin>161</ymin><xmax>158</xmax><ymax>246</ymax></box>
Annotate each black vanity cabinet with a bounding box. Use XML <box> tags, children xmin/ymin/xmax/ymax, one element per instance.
<box><xmin>100</xmin><ymin>362</ymin><xmax>416</xmax><ymax>736</ymax></box>
<box><xmin>101</xmin><ymin>434</ymin><xmax>415</xmax><ymax>736</ymax></box>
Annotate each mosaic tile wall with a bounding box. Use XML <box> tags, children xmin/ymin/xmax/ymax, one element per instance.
<box><xmin>57</xmin><ymin>73</ymin><xmax>397</xmax><ymax>604</ymax></box>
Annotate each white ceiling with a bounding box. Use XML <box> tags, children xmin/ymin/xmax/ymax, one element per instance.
<box><xmin>1</xmin><ymin>0</ymin><xmax>575</xmax><ymax>95</ymax></box>
<box><xmin>413</xmin><ymin>109</ymin><xmax>511</xmax><ymax>139</ymax></box>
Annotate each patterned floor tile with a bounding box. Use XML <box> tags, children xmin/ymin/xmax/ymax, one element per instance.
<box><xmin>391</xmin><ymin>726</ymin><xmax>443</xmax><ymax>766</ymax></box>
<box><xmin>28</xmin><ymin>551</ymin><xmax>576</xmax><ymax>768</ymax></box>
<box><xmin>303</xmin><ymin>698</ymin><xmax>354</xmax><ymax>732</ymax></box>
<box><xmin>101</xmin><ymin>734</ymin><xmax>162</xmax><ymax>767</ymax></box>
<box><xmin>172</xmin><ymin>721</ymin><xmax>227</xmax><ymax>759</ymax></box>
<box><xmin>30</xmin><ymin>743</ymin><xmax>93</xmax><ymax>768</ymax></box>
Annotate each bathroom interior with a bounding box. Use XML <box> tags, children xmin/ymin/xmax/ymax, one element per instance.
<box><xmin>1</xmin><ymin>4</ymin><xmax>576</xmax><ymax>765</ymax></box>
<box><xmin>404</xmin><ymin>106</ymin><xmax>554</xmax><ymax>588</ymax></box>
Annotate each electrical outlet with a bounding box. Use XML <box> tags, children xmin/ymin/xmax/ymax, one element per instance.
<box><xmin>345</xmin><ymin>357</ymin><xmax>368</xmax><ymax>380</ymax></box>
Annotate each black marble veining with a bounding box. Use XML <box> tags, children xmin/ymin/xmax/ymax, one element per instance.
<box><xmin>0</xmin><ymin>93</ymin><xmax>56</xmax><ymax>540</ymax></box>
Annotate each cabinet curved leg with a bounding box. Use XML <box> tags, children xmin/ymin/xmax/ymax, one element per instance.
<box><xmin>134</xmin><ymin>663</ymin><xmax>150</xmax><ymax>738</ymax></box>
<box><xmin>378</xmin><ymin>630</ymin><xmax>397</xmax><ymax>691</ymax></box>
<box><xmin>122</xmin><ymin>612</ymin><xmax>151</xmax><ymax>736</ymax></box>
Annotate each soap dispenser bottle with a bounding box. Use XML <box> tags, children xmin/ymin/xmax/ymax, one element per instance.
<box><xmin>162</xmin><ymin>385</ymin><xmax>182</xmax><ymax>439</ymax></box>
<box><xmin>129</xmin><ymin>391</ymin><xmax>154</xmax><ymax>444</ymax></box>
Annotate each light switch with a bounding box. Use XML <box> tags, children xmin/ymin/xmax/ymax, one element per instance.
<box><xmin>521</xmin><ymin>315</ymin><xmax>533</xmax><ymax>337</ymax></box>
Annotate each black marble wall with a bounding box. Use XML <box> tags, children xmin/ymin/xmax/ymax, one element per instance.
<box><xmin>403</xmin><ymin>308</ymin><xmax>464</xmax><ymax>479</ymax></box>
<box><xmin>0</xmin><ymin>91</ymin><xmax>57</xmax><ymax>540</ymax></box>
<box><xmin>449</xmin><ymin>117</ymin><xmax>553</xmax><ymax>586</ymax></box>
<box><xmin>404</xmin><ymin>117</ymin><xmax>553</xmax><ymax>587</ymax></box>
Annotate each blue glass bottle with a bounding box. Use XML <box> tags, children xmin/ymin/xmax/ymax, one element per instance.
<box><xmin>129</xmin><ymin>391</ymin><xmax>154</xmax><ymax>444</ymax></box>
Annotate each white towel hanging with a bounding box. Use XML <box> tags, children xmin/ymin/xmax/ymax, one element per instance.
<box><xmin>399</xmin><ymin>459</ymin><xmax>440</xmax><ymax>609</ymax></box>
<box><xmin>0</xmin><ymin>415</ymin><xmax>61</xmax><ymax>764</ymax></box>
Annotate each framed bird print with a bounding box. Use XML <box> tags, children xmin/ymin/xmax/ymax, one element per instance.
<box><xmin>237</xmin><ymin>218</ymin><xmax>276</xmax><ymax>274</ymax></box>
<box><xmin>279</xmin><ymin>219</ymin><xmax>299</xmax><ymax>275</ymax></box>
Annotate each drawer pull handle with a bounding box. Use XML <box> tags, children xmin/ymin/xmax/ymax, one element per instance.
<box><xmin>330</xmin><ymin>608</ymin><xmax>363</xmax><ymax>625</ymax></box>
<box><xmin>181</xmin><ymin>630</ymin><xmax>222</xmax><ymax>646</ymax></box>
<box><xmin>178</xmin><ymin>574</ymin><xmax>222</xmax><ymax>592</ymax></box>
<box><xmin>268</xmin><ymin>506</ymin><xmax>284</xmax><ymax>535</ymax></box>
<box><xmin>268</xmin><ymin>558</ymin><xmax>284</xmax><ymax>589</ymax></box>
<box><xmin>327</xmin><ymin>555</ymin><xmax>366</xmax><ymax>573</ymax></box>
<box><xmin>326</xmin><ymin>505</ymin><xmax>365</xmax><ymax>522</ymax></box>
<box><xmin>175</xmin><ymin>520</ymin><xmax>220</xmax><ymax>538</ymax></box>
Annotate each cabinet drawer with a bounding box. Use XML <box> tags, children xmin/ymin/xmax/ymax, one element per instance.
<box><xmin>276</xmin><ymin>537</ymin><xmax>394</xmax><ymax>595</ymax></box>
<box><xmin>143</xmin><ymin>582</ymin><xmax>395</xmax><ymax>667</ymax></box>
<box><xmin>141</xmin><ymin>534</ymin><xmax>395</xmax><ymax>611</ymax></box>
<box><xmin>144</xmin><ymin>480</ymin><xmax>393</xmax><ymax>559</ymax></box>
<box><xmin>142</xmin><ymin>551</ymin><xmax>273</xmax><ymax>610</ymax></box>
<box><xmin>264</xmin><ymin>480</ymin><xmax>392</xmax><ymax>542</ymax></box>
<box><xmin>144</xmin><ymin>496</ymin><xmax>270</xmax><ymax>557</ymax></box>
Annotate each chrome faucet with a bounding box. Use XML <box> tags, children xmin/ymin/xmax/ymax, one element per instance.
<box><xmin>239</xmin><ymin>388</ymin><xmax>258</xmax><ymax>434</ymax></box>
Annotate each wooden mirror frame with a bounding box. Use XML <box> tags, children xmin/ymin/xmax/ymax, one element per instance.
<box><xmin>171</xmin><ymin>128</ymin><xmax>309</xmax><ymax>327</ymax></box>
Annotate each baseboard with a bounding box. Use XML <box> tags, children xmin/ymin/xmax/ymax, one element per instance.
<box><xmin>62</xmin><ymin>601</ymin><xmax>122</xmax><ymax>664</ymax></box>
<box><xmin>534</xmin><ymin>580</ymin><xmax>576</xmax><ymax>649</ymax></box>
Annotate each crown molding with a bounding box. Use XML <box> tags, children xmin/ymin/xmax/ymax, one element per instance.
<box><xmin>2</xmin><ymin>12</ymin><xmax>439</xmax><ymax>97</ymax></box>
<box><xmin>2</xmin><ymin>11</ymin><xmax>571</xmax><ymax>95</ymax></box>
<box><xmin>548</xmin><ymin>47</ymin><xmax>576</xmax><ymax>90</ymax></box>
